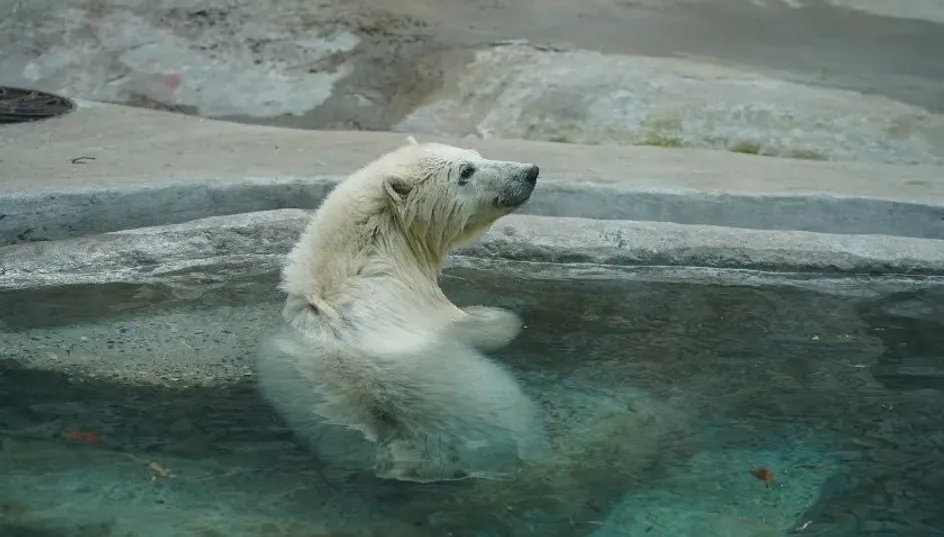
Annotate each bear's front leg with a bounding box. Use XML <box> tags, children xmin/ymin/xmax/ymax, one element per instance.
<box><xmin>446</xmin><ymin>306</ymin><xmax>523</xmax><ymax>352</ymax></box>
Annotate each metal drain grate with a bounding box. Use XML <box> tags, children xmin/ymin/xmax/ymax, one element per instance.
<box><xmin>0</xmin><ymin>86</ymin><xmax>76</xmax><ymax>124</ymax></box>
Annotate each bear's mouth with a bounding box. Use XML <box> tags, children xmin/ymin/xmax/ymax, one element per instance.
<box><xmin>495</xmin><ymin>184</ymin><xmax>534</xmax><ymax>209</ymax></box>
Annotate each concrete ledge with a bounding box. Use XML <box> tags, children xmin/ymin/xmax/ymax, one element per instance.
<box><xmin>4</xmin><ymin>177</ymin><xmax>944</xmax><ymax>246</ymax></box>
<box><xmin>2</xmin><ymin>103</ymin><xmax>943</xmax><ymax>245</ymax></box>
<box><xmin>3</xmin><ymin>209</ymin><xmax>944</xmax><ymax>291</ymax></box>
<box><xmin>0</xmin><ymin>178</ymin><xmax>339</xmax><ymax>245</ymax></box>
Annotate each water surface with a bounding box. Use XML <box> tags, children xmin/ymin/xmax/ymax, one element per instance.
<box><xmin>1</xmin><ymin>265</ymin><xmax>942</xmax><ymax>536</ymax></box>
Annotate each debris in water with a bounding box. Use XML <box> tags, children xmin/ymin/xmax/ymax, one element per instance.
<box><xmin>749</xmin><ymin>467</ymin><xmax>774</xmax><ymax>488</ymax></box>
<box><xmin>65</xmin><ymin>429</ymin><xmax>102</xmax><ymax>444</ymax></box>
<box><xmin>148</xmin><ymin>461</ymin><xmax>171</xmax><ymax>483</ymax></box>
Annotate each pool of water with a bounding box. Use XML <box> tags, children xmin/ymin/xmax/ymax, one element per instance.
<box><xmin>1</xmin><ymin>264</ymin><xmax>943</xmax><ymax>537</ymax></box>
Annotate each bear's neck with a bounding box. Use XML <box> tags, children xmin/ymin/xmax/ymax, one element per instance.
<box><xmin>375</xmin><ymin>222</ymin><xmax>448</xmax><ymax>280</ymax></box>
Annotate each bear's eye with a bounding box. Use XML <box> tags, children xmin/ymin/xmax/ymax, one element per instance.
<box><xmin>458</xmin><ymin>164</ymin><xmax>476</xmax><ymax>185</ymax></box>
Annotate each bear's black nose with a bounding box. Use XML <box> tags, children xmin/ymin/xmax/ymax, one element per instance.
<box><xmin>523</xmin><ymin>164</ymin><xmax>539</xmax><ymax>185</ymax></box>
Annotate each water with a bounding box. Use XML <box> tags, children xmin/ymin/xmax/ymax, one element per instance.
<box><xmin>1</xmin><ymin>264</ymin><xmax>943</xmax><ymax>537</ymax></box>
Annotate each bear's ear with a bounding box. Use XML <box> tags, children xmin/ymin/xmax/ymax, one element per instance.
<box><xmin>383</xmin><ymin>175</ymin><xmax>412</xmax><ymax>204</ymax></box>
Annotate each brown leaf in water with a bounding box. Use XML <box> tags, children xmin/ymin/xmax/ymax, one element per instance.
<box><xmin>749</xmin><ymin>467</ymin><xmax>774</xmax><ymax>488</ymax></box>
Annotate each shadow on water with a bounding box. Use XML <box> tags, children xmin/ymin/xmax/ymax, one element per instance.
<box><xmin>1</xmin><ymin>266</ymin><xmax>943</xmax><ymax>536</ymax></box>
<box><xmin>794</xmin><ymin>291</ymin><xmax>944</xmax><ymax>537</ymax></box>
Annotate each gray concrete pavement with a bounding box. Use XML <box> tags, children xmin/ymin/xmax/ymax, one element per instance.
<box><xmin>3</xmin><ymin>102</ymin><xmax>941</xmax><ymax>199</ymax></box>
<box><xmin>2</xmin><ymin>103</ymin><xmax>943</xmax><ymax>247</ymax></box>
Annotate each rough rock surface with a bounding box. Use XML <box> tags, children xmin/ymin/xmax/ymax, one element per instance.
<box><xmin>398</xmin><ymin>43</ymin><xmax>944</xmax><ymax>166</ymax></box>
<box><xmin>2</xmin><ymin>0</ymin><xmax>943</xmax><ymax>148</ymax></box>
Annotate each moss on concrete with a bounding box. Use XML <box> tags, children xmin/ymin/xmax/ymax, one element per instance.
<box><xmin>788</xmin><ymin>149</ymin><xmax>826</xmax><ymax>160</ymax></box>
<box><xmin>729</xmin><ymin>141</ymin><xmax>762</xmax><ymax>155</ymax></box>
<box><xmin>637</xmin><ymin>135</ymin><xmax>686</xmax><ymax>148</ymax></box>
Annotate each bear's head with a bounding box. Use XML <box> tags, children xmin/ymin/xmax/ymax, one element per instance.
<box><xmin>375</xmin><ymin>140</ymin><xmax>539</xmax><ymax>252</ymax></box>
<box><xmin>279</xmin><ymin>139</ymin><xmax>539</xmax><ymax>317</ymax></box>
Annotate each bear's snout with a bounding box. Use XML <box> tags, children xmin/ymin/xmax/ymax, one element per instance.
<box><xmin>496</xmin><ymin>163</ymin><xmax>539</xmax><ymax>209</ymax></box>
<box><xmin>521</xmin><ymin>164</ymin><xmax>539</xmax><ymax>186</ymax></box>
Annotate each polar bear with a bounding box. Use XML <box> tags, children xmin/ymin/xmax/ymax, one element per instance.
<box><xmin>256</xmin><ymin>138</ymin><xmax>546</xmax><ymax>482</ymax></box>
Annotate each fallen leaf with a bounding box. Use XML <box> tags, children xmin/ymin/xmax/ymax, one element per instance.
<box><xmin>749</xmin><ymin>467</ymin><xmax>774</xmax><ymax>488</ymax></box>
<box><xmin>66</xmin><ymin>430</ymin><xmax>102</xmax><ymax>444</ymax></box>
